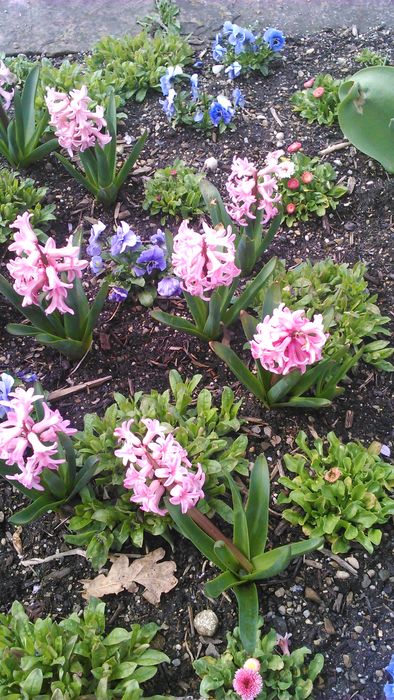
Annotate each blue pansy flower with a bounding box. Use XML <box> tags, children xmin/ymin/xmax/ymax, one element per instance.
<box><xmin>150</xmin><ymin>229</ymin><xmax>166</xmax><ymax>246</ymax></box>
<box><xmin>209</xmin><ymin>95</ymin><xmax>234</xmax><ymax>127</ymax></box>
<box><xmin>193</xmin><ymin>59</ymin><xmax>204</xmax><ymax>69</ymax></box>
<box><xmin>90</xmin><ymin>255</ymin><xmax>104</xmax><ymax>275</ymax></box>
<box><xmin>159</xmin><ymin>65</ymin><xmax>183</xmax><ymax>96</ymax></box>
<box><xmin>232</xmin><ymin>88</ymin><xmax>245</xmax><ymax>108</ymax></box>
<box><xmin>263</xmin><ymin>28</ymin><xmax>285</xmax><ymax>52</ymax></box>
<box><xmin>87</xmin><ymin>220</ymin><xmax>106</xmax><ymax>257</ymax></box>
<box><xmin>0</xmin><ymin>373</ymin><xmax>14</xmax><ymax>419</ymax></box>
<box><xmin>384</xmin><ymin>656</ymin><xmax>394</xmax><ymax>699</ymax></box>
<box><xmin>190</xmin><ymin>73</ymin><xmax>199</xmax><ymax>101</ymax></box>
<box><xmin>194</xmin><ymin>110</ymin><xmax>204</xmax><ymax>123</ymax></box>
<box><xmin>110</xmin><ymin>222</ymin><xmax>141</xmax><ymax>256</ymax></box>
<box><xmin>212</xmin><ymin>34</ymin><xmax>227</xmax><ymax>61</ymax></box>
<box><xmin>158</xmin><ymin>277</ymin><xmax>182</xmax><ymax>297</ymax></box>
<box><xmin>222</xmin><ymin>22</ymin><xmax>256</xmax><ymax>55</ymax></box>
<box><xmin>108</xmin><ymin>287</ymin><xmax>128</xmax><ymax>303</ymax></box>
<box><xmin>16</xmin><ymin>370</ymin><xmax>38</xmax><ymax>383</ymax></box>
<box><xmin>160</xmin><ymin>88</ymin><xmax>177</xmax><ymax>119</ymax></box>
<box><xmin>134</xmin><ymin>246</ymin><xmax>167</xmax><ymax>277</ymax></box>
<box><xmin>225</xmin><ymin>61</ymin><xmax>242</xmax><ymax>79</ymax></box>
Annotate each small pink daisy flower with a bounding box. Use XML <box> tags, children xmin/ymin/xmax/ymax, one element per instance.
<box><xmin>301</xmin><ymin>171</ymin><xmax>314</xmax><ymax>184</ymax></box>
<box><xmin>287</xmin><ymin>141</ymin><xmax>302</xmax><ymax>154</ymax></box>
<box><xmin>304</xmin><ymin>77</ymin><xmax>315</xmax><ymax>89</ymax></box>
<box><xmin>287</xmin><ymin>178</ymin><xmax>300</xmax><ymax>190</ymax></box>
<box><xmin>312</xmin><ymin>86</ymin><xmax>325</xmax><ymax>98</ymax></box>
<box><xmin>233</xmin><ymin>665</ymin><xmax>263</xmax><ymax>700</ymax></box>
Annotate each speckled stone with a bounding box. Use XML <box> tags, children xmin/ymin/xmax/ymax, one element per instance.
<box><xmin>194</xmin><ymin>609</ymin><xmax>219</xmax><ymax>637</ymax></box>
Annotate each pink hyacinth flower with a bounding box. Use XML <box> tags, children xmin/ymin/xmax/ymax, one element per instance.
<box><xmin>233</xmin><ymin>666</ymin><xmax>263</xmax><ymax>700</ymax></box>
<box><xmin>0</xmin><ymin>60</ymin><xmax>16</xmax><ymax>110</ymax></box>
<box><xmin>115</xmin><ymin>420</ymin><xmax>205</xmax><ymax>516</ymax></box>
<box><xmin>172</xmin><ymin>220</ymin><xmax>240</xmax><ymax>300</ymax></box>
<box><xmin>250</xmin><ymin>303</ymin><xmax>327</xmax><ymax>375</ymax></box>
<box><xmin>7</xmin><ymin>212</ymin><xmax>88</xmax><ymax>315</ymax></box>
<box><xmin>45</xmin><ymin>85</ymin><xmax>112</xmax><ymax>157</ymax></box>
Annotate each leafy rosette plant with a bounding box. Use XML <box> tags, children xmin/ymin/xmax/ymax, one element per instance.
<box><xmin>0</xmin><ymin>598</ymin><xmax>170</xmax><ymax>699</ymax></box>
<box><xmin>194</xmin><ymin>623</ymin><xmax>324</xmax><ymax>699</ymax></box>
<box><xmin>201</xmin><ymin>152</ymin><xmax>291</xmax><ymax>276</ymax></box>
<box><xmin>0</xmin><ymin>212</ymin><xmax>108</xmax><ymax>360</ymax></box>
<box><xmin>46</xmin><ymin>87</ymin><xmax>148</xmax><ymax>206</ymax></box>
<box><xmin>0</xmin><ymin>65</ymin><xmax>59</xmax><ymax>168</ymax></box>
<box><xmin>69</xmin><ymin>371</ymin><xmax>249</xmax><ymax>568</ymax></box>
<box><xmin>278</xmin><ymin>150</ymin><xmax>347</xmax><ymax>226</ymax></box>
<box><xmin>0</xmin><ymin>383</ymin><xmax>100</xmax><ymax>525</ymax></box>
<box><xmin>291</xmin><ymin>74</ymin><xmax>342</xmax><ymax>126</ymax></box>
<box><xmin>0</xmin><ymin>167</ymin><xmax>55</xmax><ymax>244</ymax></box>
<box><xmin>278</xmin><ymin>431</ymin><xmax>394</xmax><ymax>555</ymax></box>
<box><xmin>338</xmin><ymin>66</ymin><xmax>394</xmax><ymax>173</ymax></box>
<box><xmin>212</xmin><ymin>301</ymin><xmax>362</xmax><ymax>409</ymax></box>
<box><xmin>151</xmin><ymin>219</ymin><xmax>277</xmax><ymax>341</ymax></box>
<box><xmin>142</xmin><ymin>158</ymin><xmax>205</xmax><ymax>223</ymax></box>
<box><xmin>168</xmin><ymin>455</ymin><xmax>323</xmax><ymax>653</ymax></box>
<box><xmin>212</xmin><ymin>22</ymin><xmax>286</xmax><ymax>78</ymax></box>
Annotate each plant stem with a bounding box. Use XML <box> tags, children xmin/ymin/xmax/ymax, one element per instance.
<box><xmin>0</xmin><ymin>102</ymin><xmax>9</xmax><ymax>130</ymax></box>
<box><xmin>188</xmin><ymin>506</ymin><xmax>254</xmax><ymax>573</ymax></box>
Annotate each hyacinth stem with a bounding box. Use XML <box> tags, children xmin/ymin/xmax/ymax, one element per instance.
<box><xmin>0</xmin><ymin>101</ymin><xmax>9</xmax><ymax>130</ymax></box>
<box><xmin>188</xmin><ymin>506</ymin><xmax>254</xmax><ymax>573</ymax></box>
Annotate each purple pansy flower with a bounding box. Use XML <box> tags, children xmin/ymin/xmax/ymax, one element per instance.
<box><xmin>134</xmin><ymin>245</ymin><xmax>167</xmax><ymax>277</ymax></box>
<box><xmin>160</xmin><ymin>88</ymin><xmax>177</xmax><ymax>119</ymax></box>
<box><xmin>110</xmin><ymin>222</ymin><xmax>141</xmax><ymax>256</ymax></box>
<box><xmin>0</xmin><ymin>373</ymin><xmax>14</xmax><ymax>419</ymax></box>
<box><xmin>150</xmin><ymin>229</ymin><xmax>166</xmax><ymax>246</ymax></box>
<box><xmin>263</xmin><ymin>28</ymin><xmax>285</xmax><ymax>52</ymax></box>
<box><xmin>16</xmin><ymin>370</ymin><xmax>38</xmax><ymax>383</ymax></box>
<box><xmin>190</xmin><ymin>73</ymin><xmax>199</xmax><ymax>101</ymax></box>
<box><xmin>209</xmin><ymin>95</ymin><xmax>234</xmax><ymax>127</ymax></box>
<box><xmin>87</xmin><ymin>220</ymin><xmax>106</xmax><ymax>256</ymax></box>
<box><xmin>108</xmin><ymin>286</ymin><xmax>128</xmax><ymax>303</ymax></box>
<box><xmin>90</xmin><ymin>255</ymin><xmax>104</xmax><ymax>275</ymax></box>
<box><xmin>233</xmin><ymin>87</ymin><xmax>245</xmax><ymax>107</ymax></box>
<box><xmin>225</xmin><ymin>61</ymin><xmax>242</xmax><ymax>79</ymax></box>
<box><xmin>158</xmin><ymin>277</ymin><xmax>182</xmax><ymax>297</ymax></box>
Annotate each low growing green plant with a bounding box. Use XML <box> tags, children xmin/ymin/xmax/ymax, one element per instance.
<box><xmin>291</xmin><ymin>74</ymin><xmax>342</xmax><ymax>126</ymax></box>
<box><xmin>254</xmin><ymin>259</ymin><xmax>394</xmax><ymax>371</ymax></box>
<box><xmin>0</xmin><ymin>598</ymin><xmax>170</xmax><ymax>699</ymax></box>
<box><xmin>143</xmin><ymin>159</ymin><xmax>205</xmax><ymax>223</ymax></box>
<box><xmin>0</xmin><ymin>65</ymin><xmax>58</xmax><ymax>168</ymax></box>
<box><xmin>194</xmin><ymin>623</ymin><xmax>324</xmax><ymax>699</ymax></box>
<box><xmin>137</xmin><ymin>0</ymin><xmax>181</xmax><ymax>35</ymax></box>
<box><xmin>338</xmin><ymin>66</ymin><xmax>394</xmax><ymax>173</ymax></box>
<box><xmin>278</xmin><ymin>431</ymin><xmax>394</xmax><ymax>555</ymax></box>
<box><xmin>279</xmin><ymin>152</ymin><xmax>347</xmax><ymax>226</ymax></box>
<box><xmin>355</xmin><ymin>48</ymin><xmax>389</xmax><ymax>66</ymax></box>
<box><xmin>0</xmin><ymin>168</ymin><xmax>55</xmax><ymax>244</ymax></box>
<box><xmin>168</xmin><ymin>454</ymin><xmax>322</xmax><ymax>652</ymax></box>
<box><xmin>69</xmin><ymin>371</ymin><xmax>249</xmax><ymax>568</ymax></box>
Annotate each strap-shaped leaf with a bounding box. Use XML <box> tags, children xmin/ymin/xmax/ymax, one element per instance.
<box><xmin>261</xmin><ymin>282</ymin><xmax>282</xmax><ymax>319</ymax></box>
<box><xmin>240</xmin><ymin>310</ymin><xmax>259</xmax><ymax>340</ymax></box>
<box><xmin>226</xmin><ymin>473</ymin><xmax>250</xmax><ymax>560</ymax></box>
<box><xmin>55</xmin><ymin>153</ymin><xmax>98</xmax><ymax>196</ymax></box>
<box><xmin>200</xmin><ymin>178</ymin><xmax>233</xmax><ymax>228</ymax></box>
<box><xmin>247</xmin><ymin>546</ymin><xmax>292</xmax><ymax>581</ymax></box>
<box><xmin>94</xmin><ymin>141</ymin><xmax>113</xmax><ymax>188</ymax></box>
<box><xmin>204</xmin><ymin>570</ymin><xmax>239</xmax><ymax>598</ymax></box>
<box><xmin>0</xmin><ymin>274</ymin><xmax>62</xmax><ymax>335</ymax></box>
<box><xmin>210</xmin><ymin>342</ymin><xmax>267</xmax><ymax>403</ymax></box>
<box><xmin>21</xmin><ymin>65</ymin><xmax>40</xmax><ymax>145</ymax></box>
<box><xmin>151</xmin><ymin>309</ymin><xmax>207</xmax><ymax>340</ymax></box>
<box><xmin>213</xmin><ymin>541</ymin><xmax>241</xmax><ymax>575</ymax></box>
<box><xmin>275</xmin><ymin>396</ymin><xmax>332</xmax><ymax>409</ymax></box>
<box><xmin>104</xmin><ymin>92</ymin><xmax>117</xmax><ymax>177</ymax></box>
<box><xmin>165</xmin><ymin>500</ymin><xmax>223</xmax><ymax>569</ymax></box>
<box><xmin>34</xmin><ymin>332</ymin><xmax>91</xmax><ymax>361</ymax></box>
<box><xmin>234</xmin><ymin>583</ymin><xmax>259</xmax><ymax>654</ymax></box>
<box><xmin>223</xmin><ymin>257</ymin><xmax>277</xmax><ymax>327</ymax></box>
<box><xmin>9</xmin><ymin>493</ymin><xmax>65</xmax><ymax>525</ymax></box>
<box><xmin>13</xmin><ymin>92</ymin><xmax>25</xmax><ymax>154</ymax></box>
<box><xmin>267</xmin><ymin>370</ymin><xmax>303</xmax><ymax>404</ymax></box>
<box><xmin>70</xmin><ymin>456</ymin><xmax>101</xmax><ymax>497</ymax></box>
<box><xmin>6</xmin><ymin>323</ymin><xmax>41</xmax><ymax>336</ymax></box>
<box><xmin>84</xmin><ymin>279</ymin><xmax>109</xmax><ymax>337</ymax></box>
<box><xmin>183</xmin><ymin>291</ymin><xmax>208</xmax><ymax>330</ymax></box>
<box><xmin>289</xmin><ymin>358</ymin><xmax>332</xmax><ymax>398</ymax></box>
<box><xmin>57</xmin><ymin>433</ymin><xmax>77</xmax><ymax>489</ymax></box>
<box><xmin>21</xmin><ymin>138</ymin><xmax>59</xmax><ymax>168</ymax></box>
<box><xmin>114</xmin><ymin>130</ymin><xmax>148</xmax><ymax>189</ymax></box>
<box><xmin>245</xmin><ymin>456</ymin><xmax>270</xmax><ymax>557</ymax></box>
<box><xmin>203</xmin><ymin>288</ymin><xmax>222</xmax><ymax>340</ymax></box>
<box><xmin>256</xmin><ymin>209</ymin><xmax>283</xmax><ymax>257</ymax></box>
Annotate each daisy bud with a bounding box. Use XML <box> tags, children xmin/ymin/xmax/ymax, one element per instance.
<box><xmin>286</xmin><ymin>203</ymin><xmax>296</xmax><ymax>215</ymax></box>
<box><xmin>287</xmin><ymin>141</ymin><xmax>302</xmax><ymax>154</ymax></box>
<box><xmin>312</xmin><ymin>86</ymin><xmax>325</xmax><ymax>98</ymax></box>
<box><xmin>301</xmin><ymin>171</ymin><xmax>314</xmax><ymax>184</ymax></box>
<box><xmin>287</xmin><ymin>178</ymin><xmax>300</xmax><ymax>190</ymax></box>
<box><xmin>304</xmin><ymin>77</ymin><xmax>315</xmax><ymax>88</ymax></box>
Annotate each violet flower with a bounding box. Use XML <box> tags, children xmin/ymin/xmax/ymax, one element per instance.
<box><xmin>158</xmin><ymin>277</ymin><xmax>182</xmax><ymax>298</ymax></box>
<box><xmin>263</xmin><ymin>28</ymin><xmax>285</xmax><ymax>52</ymax></box>
<box><xmin>108</xmin><ymin>286</ymin><xmax>128</xmax><ymax>303</ymax></box>
<box><xmin>209</xmin><ymin>95</ymin><xmax>234</xmax><ymax>127</ymax></box>
<box><xmin>150</xmin><ymin>229</ymin><xmax>166</xmax><ymax>246</ymax></box>
<box><xmin>0</xmin><ymin>373</ymin><xmax>14</xmax><ymax>419</ymax></box>
<box><xmin>225</xmin><ymin>61</ymin><xmax>242</xmax><ymax>80</ymax></box>
<box><xmin>87</xmin><ymin>220</ymin><xmax>106</xmax><ymax>257</ymax></box>
<box><xmin>134</xmin><ymin>245</ymin><xmax>167</xmax><ymax>277</ymax></box>
<box><xmin>110</xmin><ymin>221</ymin><xmax>141</xmax><ymax>256</ymax></box>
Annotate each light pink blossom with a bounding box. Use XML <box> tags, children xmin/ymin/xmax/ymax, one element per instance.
<box><xmin>276</xmin><ymin>632</ymin><xmax>292</xmax><ymax>655</ymax></box>
<box><xmin>0</xmin><ymin>387</ymin><xmax>76</xmax><ymax>491</ymax></box>
<box><xmin>250</xmin><ymin>303</ymin><xmax>327</xmax><ymax>375</ymax></box>
<box><xmin>7</xmin><ymin>212</ymin><xmax>88</xmax><ymax>314</ymax></box>
<box><xmin>0</xmin><ymin>60</ymin><xmax>16</xmax><ymax>110</ymax></box>
<box><xmin>45</xmin><ymin>85</ymin><xmax>112</xmax><ymax>157</ymax></box>
<box><xmin>172</xmin><ymin>220</ymin><xmax>240</xmax><ymax>300</ymax></box>
<box><xmin>233</xmin><ymin>665</ymin><xmax>263</xmax><ymax>700</ymax></box>
<box><xmin>114</xmin><ymin>419</ymin><xmax>205</xmax><ymax>516</ymax></box>
<box><xmin>226</xmin><ymin>152</ymin><xmax>294</xmax><ymax>226</ymax></box>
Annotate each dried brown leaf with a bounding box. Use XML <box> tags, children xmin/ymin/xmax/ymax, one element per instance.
<box><xmin>81</xmin><ymin>548</ymin><xmax>177</xmax><ymax>604</ymax></box>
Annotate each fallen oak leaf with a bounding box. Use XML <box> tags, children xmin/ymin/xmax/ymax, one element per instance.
<box><xmin>81</xmin><ymin>548</ymin><xmax>177</xmax><ymax>604</ymax></box>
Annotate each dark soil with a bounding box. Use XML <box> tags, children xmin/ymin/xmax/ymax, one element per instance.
<box><xmin>0</xmin><ymin>24</ymin><xmax>393</xmax><ymax>700</ymax></box>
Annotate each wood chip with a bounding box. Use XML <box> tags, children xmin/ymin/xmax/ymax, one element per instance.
<box><xmin>324</xmin><ymin>617</ymin><xmax>336</xmax><ymax>635</ymax></box>
<box><xmin>345</xmin><ymin>410</ymin><xmax>354</xmax><ymax>428</ymax></box>
<box><xmin>12</xmin><ymin>527</ymin><xmax>23</xmax><ymax>555</ymax></box>
<box><xmin>47</xmin><ymin>376</ymin><xmax>112</xmax><ymax>401</ymax></box>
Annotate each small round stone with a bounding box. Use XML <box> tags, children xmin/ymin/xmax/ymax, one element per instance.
<box><xmin>194</xmin><ymin>609</ymin><xmax>219</xmax><ymax>637</ymax></box>
<box><xmin>204</xmin><ymin>157</ymin><xmax>218</xmax><ymax>172</ymax></box>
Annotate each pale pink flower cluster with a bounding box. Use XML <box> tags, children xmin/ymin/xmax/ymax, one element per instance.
<box><xmin>0</xmin><ymin>387</ymin><xmax>76</xmax><ymax>491</ymax></box>
<box><xmin>114</xmin><ymin>418</ymin><xmax>205</xmax><ymax>516</ymax></box>
<box><xmin>0</xmin><ymin>60</ymin><xmax>15</xmax><ymax>111</ymax></box>
<box><xmin>250</xmin><ymin>303</ymin><xmax>327</xmax><ymax>375</ymax></box>
<box><xmin>226</xmin><ymin>152</ymin><xmax>295</xmax><ymax>226</ymax></box>
<box><xmin>172</xmin><ymin>220</ymin><xmax>241</xmax><ymax>300</ymax></box>
<box><xmin>233</xmin><ymin>658</ymin><xmax>263</xmax><ymax>700</ymax></box>
<box><xmin>7</xmin><ymin>212</ymin><xmax>88</xmax><ymax>315</ymax></box>
<box><xmin>45</xmin><ymin>85</ymin><xmax>112</xmax><ymax>157</ymax></box>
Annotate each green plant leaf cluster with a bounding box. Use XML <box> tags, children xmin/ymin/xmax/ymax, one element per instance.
<box><xmin>143</xmin><ymin>159</ymin><xmax>205</xmax><ymax>223</ymax></box>
<box><xmin>291</xmin><ymin>74</ymin><xmax>341</xmax><ymax>125</ymax></box>
<box><xmin>0</xmin><ymin>168</ymin><xmax>55</xmax><ymax>244</ymax></box>
<box><xmin>137</xmin><ymin>0</ymin><xmax>181</xmax><ymax>35</ymax></box>
<box><xmin>5</xmin><ymin>30</ymin><xmax>192</xmax><ymax>108</ymax></box>
<box><xmin>194</xmin><ymin>623</ymin><xmax>324</xmax><ymax>699</ymax></box>
<box><xmin>0</xmin><ymin>598</ymin><xmax>170</xmax><ymax>699</ymax></box>
<box><xmin>278</xmin><ymin>431</ymin><xmax>394</xmax><ymax>554</ymax></box>
<box><xmin>355</xmin><ymin>48</ymin><xmax>389</xmax><ymax>67</ymax></box>
<box><xmin>279</xmin><ymin>152</ymin><xmax>347</xmax><ymax>226</ymax></box>
<box><xmin>254</xmin><ymin>258</ymin><xmax>394</xmax><ymax>371</ymax></box>
<box><xmin>69</xmin><ymin>371</ymin><xmax>248</xmax><ymax>567</ymax></box>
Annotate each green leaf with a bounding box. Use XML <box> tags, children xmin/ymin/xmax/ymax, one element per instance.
<box><xmin>115</xmin><ymin>130</ymin><xmax>149</xmax><ymax>190</ymax></box>
<box><xmin>204</xmin><ymin>570</ymin><xmax>239</xmax><ymax>598</ymax></box>
<box><xmin>240</xmin><ymin>311</ymin><xmax>259</xmax><ymax>341</ymax></box>
<box><xmin>245</xmin><ymin>456</ymin><xmax>270</xmax><ymax>557</ymax></box>
<box><xmin>151</xmin><ymin>309</ymin><xmax>207</xmax><ymax>340</ymax></box>
<box><xmin>21</xmin><ymin>668</ymin><xmax>43</xmax><ymax>697</ymax></box>
<box><xmin>226</xmin><ymin>473</ymin><xmax>250</xmax><ymax>560</ymax></box>
<box><xmin>103</xmin><ymin>627</ymin><xmax>131</xmax><ymax>645</ymax></box>
<box><xmin>210</xmin><ymin>342</ymin><xmax>267</xmax><ymax>403</ymax></box>
<box><xmin>55</xmin><ymin>152</ymin><xmax>97</xmax><ymax>196</ymax></box>
<box><xmin>200</xmin><ymin>178</ymin><xmax>233</xmax><ymax>228</ymax></box>
<box><xmin>224</xmin><ymin>257</ymin><xmax>277</xmax><ymax>327</ymax></box>
<box><xmin>234</xmin><ymin>583</ymin><xmax>259</xmax><ymax>654</ymax></box>
<box><xmin>183</xmin><ymin>291</ymin><xmax>208</xmax><ymax>330</ymax></box>
<box><xmin>203</xmin><ymin>288</ymin><xmax>223</xmax><ymax>340</ymax></box>
<box><xmin>165</xmin><ymin>500</ymin><xmax>222</xmax><ymax>569</ymax></box>
<box><xmin>21</xmin><ymin>65</ymin><xmax>40</xmax><ymax>145</ymax></box>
